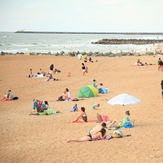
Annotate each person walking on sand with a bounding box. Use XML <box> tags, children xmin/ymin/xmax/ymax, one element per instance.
<box><xmin>82</xmin><ymin>63</ymin><xmax>86</xmax><ymax>76</ymax></box>
<box><xmin>161</xmin><ymin>79</ymin><xmax>163</xmax><ymax>99</ymax></box>
<box><xmin>158</xmin><ymin>58</ymin><xmax>163</xmax><ymax>71</ymax></box>
<box><xmin>67</xmin><ymin>128</ymin><xmax>106</xmax><ymax>142</ymax></box>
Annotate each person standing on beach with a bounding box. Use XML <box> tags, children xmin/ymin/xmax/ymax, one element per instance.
<box><xmin>82</xmin><ymin>63</ymin><xmax>86</xmax><ymax>76</ymax></box>
<box><xmin>158</xmin><ymin>58</ymin><xmax>163</xmax><ymax>71</ymax></box>
<box><xmin>161</xmin><ymin>80</ymin><xmax>163</xmax><ymax>99</ymax></box>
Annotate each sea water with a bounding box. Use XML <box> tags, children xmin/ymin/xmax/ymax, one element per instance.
<box><xmin>0</xmin><ymin>32</ymin><xmax>163</xmax><ymax>54</ymax></box>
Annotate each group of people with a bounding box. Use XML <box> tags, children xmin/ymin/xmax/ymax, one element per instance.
<box><xmin>135</xmin><ymin>59</ymin><xmax>154</xmax><ymax>66</ymax></box>
<box><xmin>28</xmin><ymin>68</ymin><xmax>47</xmax><ymax>78</ymax></box>
<box><xmin>31</xmin><ymin>99</ymin><xmax>60</xmax><ymax>115</ymax></box>
<box><xmin>67</xmin><ymin>110</ymin><xmax>131</xmax><ymax>143</ymax></box>
<box><xmin>83</xmin><ymin>57</ymin><xmax>94</xmax><ymax>63</ymax></box>
<box><xmin>28</xmin><ymin>64</ymin><xmax>61</xmax><ymax>81</ymax></box>
<box><xmin>92</xmin><ymin>79</ymin><xmax>107</xmax><ymax>94</ymax></box>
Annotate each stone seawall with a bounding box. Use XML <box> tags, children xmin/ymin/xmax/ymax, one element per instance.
<box><xmin>92</xmin><ymin>39</ymin><xmax>163</xmax><ymax>45</ymax></box>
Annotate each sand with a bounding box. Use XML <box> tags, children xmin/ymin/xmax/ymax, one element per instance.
<box><xmin>0</xmin><ymin>55</ymin><xmax>163</xmax><ymax>163</ymax></box>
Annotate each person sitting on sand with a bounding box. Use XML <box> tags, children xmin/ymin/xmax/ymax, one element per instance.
<box><xmin>66</xmin><ymin>88</ymin><xmax>71</xmax><ymax>100</ymax></box>
<box><xmin>57</xmin><ymin>91</ymin><xmax>68</xmax><ymax>101</ymax></box>
<box><xmin>67</xmin><ymin>128</ymin><xmax>106</xmax><ymax>142</ymax></box>
<box><xmin>98</xmin><ymin>83</ymin><xmax>105</xmax><ymax>93</ymax></box>
<box><xmin>1</xmin><ymin>90</ymin><xmax>14</xmax><ymax>101</ymax></box>
<box><xmin>73</xmin><ymin>107</ymin><xmax>87</xmax><ymax>122</ymax></box>
<box><xmin>89</xmin><ymin>57</ymin><xmax>93</xmax><ymax>63</ymax></box>
<box><xmin>29</xmin><ymin>69</ymin><xmax>33</xmax><ymax>78</ymax></box>
<box><xmin>43</xmin><ymin>101</ymin><xmax>50</xmax><ymax>110</ymax></box>
<box><xmin>107</xmin><ymin>111</ymin><xmax>130</xmax><ymax>127</ymax></box>
<box><xmin>72</xmin><ymin>104</ymin><xmax>78</xmax><ymax>112</ymax></box>
<box><xmin>92</xmin><ymin>104</ymin><xmax>100</xmax><ymax>110</ymax></box>
<box><xmin>49</xmin><ymin>74</ymin><xmax>53</xmax><ymax>80</ymax></box>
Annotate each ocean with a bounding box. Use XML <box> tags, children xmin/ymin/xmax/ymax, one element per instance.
<box><xmin>0</xmin><ymin>32</ymin><xmax>163</xmax><ymax>54</ymax></box>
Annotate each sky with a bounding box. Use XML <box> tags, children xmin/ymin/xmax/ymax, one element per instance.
<box><xmin>0</xmin><ymin>0</ymin><xmax>163</xmax><ymax>32</ymax></box>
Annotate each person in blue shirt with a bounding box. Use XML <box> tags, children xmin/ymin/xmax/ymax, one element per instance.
<box><xmin>70</xmin><ymin>104</ymin><xmax>78</xmax><ymax>112</ymax></box>
<box><xmin>92</xmin><ymin>104</ymin><xmax>100</xmax><ymax>110</ymax></box>
<box><xmin>92</xmin><ymin>79</ymin><xmax>97</xmax><ymax>87</ymax></box>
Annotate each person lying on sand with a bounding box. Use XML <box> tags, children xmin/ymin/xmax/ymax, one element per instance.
<box><xmin>73</xmin><ymin>107</ymin><xmax>87</xmax><ymax>122</ymax></box>
<box><xmin>67</xmin><ymin>128</ymin><xmax>106</xmax><ymax>142</ymax></box>
<box><xmin>135</xmin><ymin>59</ymin><xmax>155</xmax><ymax>66</ymax></box>
<box><xmin>92</xmin><ymin>104</ymin><xmax>100</xmax><ymax>110</ymax></box>
<box><xmin>1</xmin><ymin>90</ymin><xmax>14</xmax><ymax>101</ymax></box>
<box><xmin>107</xmin><ymin>111</ymin><xmax>131</xmax><ymax>127</ymax></box>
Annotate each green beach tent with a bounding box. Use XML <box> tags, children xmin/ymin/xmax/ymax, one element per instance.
<box><xmin>78</xmin><ymin>85</ymin><xmax>98</xmax><ymax>98</ymax></box>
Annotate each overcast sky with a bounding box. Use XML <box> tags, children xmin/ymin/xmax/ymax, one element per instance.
<box><xmin>0</xmin><ymin>0</ymin><xmax>163</xmax><ymax>32</ymax></box>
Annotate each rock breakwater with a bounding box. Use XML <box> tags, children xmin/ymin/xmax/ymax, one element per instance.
<box><xmin>92</xmin><ymin>39</ymin><xmax>163</xmax><ymax>45</ymax></box>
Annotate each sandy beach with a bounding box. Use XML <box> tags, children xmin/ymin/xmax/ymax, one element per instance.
<box><xmin>0</xmin><ymin>55</ymin><xmax>163</xmax><ymax>163</ymax></box>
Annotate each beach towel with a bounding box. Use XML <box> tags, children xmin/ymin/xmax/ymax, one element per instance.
<box><xmin>68</xmin><ymin>120</ymin><xmax>97</xmax><ymax>123</ymax></box>
<box><xmin>0</xmin><ymin>99</ymin><xmax>12</xmax><ymax>102</ymax></box>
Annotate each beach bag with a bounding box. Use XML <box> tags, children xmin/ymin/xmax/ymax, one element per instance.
<box><xmin>111</xmin><ymin>131</ymin><xmax>123</xmax><ymax>138</ymax></box>
<box><xmin>72</xmin><ymin>98</ymin><xmax>79</xmax><ymax>101</ymax></box>
<box><xmin>50</xmin><ymin>64</ymin><xmax>54</xmax><ymax>70</ymax></box>
<box><xmin>102</xmin><ymin>115</ymin><xmax>109</xmax><ymax>122</ymax></box>
<box><xmin>124</xmin><ymin>122</ymin><xmax>133</xmax><ymax>128</ymax></box>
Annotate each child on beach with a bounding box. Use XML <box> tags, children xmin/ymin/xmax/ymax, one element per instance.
<box><xmin>92</xmin><ymin>79</ymin><xmax>97</xmax><ymax>87</ymax></box>
<box><xmin>70</xmin><ymin>104</ymin><xmax>78</xmax><ymax>112</ymax></box>
<box><xmin>92</xmin><ymin>104</ymin><xmax>100</xmax><ymax>110</ymax></box>
<box><xmin>29</xmin><ymin>69</ymin><xmax>33</xmax><ymax>78</ymax></box>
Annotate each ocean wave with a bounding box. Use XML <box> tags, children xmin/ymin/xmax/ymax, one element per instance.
<box><xmin>0</xmin><ymin>48</ymin><xmax>29</xmax><ymax>54</ymax></box>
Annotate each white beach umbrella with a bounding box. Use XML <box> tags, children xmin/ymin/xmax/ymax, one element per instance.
<box><xmin>108</xmin><ymin>94</ymin><xmax>141</xmax><ymax>114</ymax></box>
<box><xmin>108</xmin><ymin>94</ymin><xmax>141</xmax><ymax>106</ymax></box>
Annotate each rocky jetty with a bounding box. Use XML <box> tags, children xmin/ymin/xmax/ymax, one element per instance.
<box><xmin>1</xmin><ymin>50</ymin><xmax>162</xmax><ymax>57</ymax></box>
<box><xmin>92</xmin><ymin>39</ymin><xmax>163</xmax><ymax>45</ymax></box>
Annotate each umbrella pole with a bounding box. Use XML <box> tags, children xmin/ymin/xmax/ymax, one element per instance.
<box><xmin>123</xmin><ymin>104</ymin><xmax>125</xmax><ymax>116</ymax></box>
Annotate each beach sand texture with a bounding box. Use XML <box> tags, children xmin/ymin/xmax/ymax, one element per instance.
<box><xmin>0</xmin><ymin>55</ymin><xmax>163</xmax><ymax>163</ymax></box>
